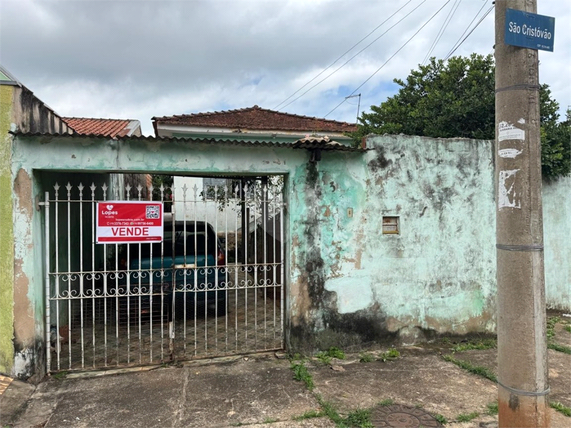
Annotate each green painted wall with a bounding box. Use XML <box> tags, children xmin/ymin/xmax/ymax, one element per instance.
<box><xmin>8</xmin><ymin>133</ymin><xmax>570</xmax><ymax>376</ymax></box>
<box><xmin>0</xmin><ymin>85</ymin><xmax>14</xmax><ymax>374</ymax></box>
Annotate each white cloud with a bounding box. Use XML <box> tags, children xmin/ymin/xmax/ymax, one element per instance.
<box><xmin>1</xmin><ymin>0</ymin><xmax>569</xmax><ymax>136</ymax></box>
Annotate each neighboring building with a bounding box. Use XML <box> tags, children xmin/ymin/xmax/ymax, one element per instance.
<box><xmin>62</xmin><ymin>117</ymin><xmax>150</xmax><ymax>199</ymax></box>
<box><xmin>63</xmin><ymin>117</ymin><xmax>142</xmax><ymax>138</ymax></box>
<box><xmin>152</xmin><ymin>106</ymin><xmax>357</xmax><ymax>227</ymax></box>
<box><xmin>152</xmin><ymin>105</ymin><xmax>357</xmax><ymax>143</ymax></box>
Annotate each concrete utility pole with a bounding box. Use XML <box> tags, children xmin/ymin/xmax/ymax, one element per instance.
<box><xmin>495</xmin><ymin>1</ymin><xmax>549</xmax><ymax>427</ymax></box>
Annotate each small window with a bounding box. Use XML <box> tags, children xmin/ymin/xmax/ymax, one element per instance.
<box><xmin>382</xmin><ymin>216</ymin><xmax>399</xmax><ymax>234</ymax></box>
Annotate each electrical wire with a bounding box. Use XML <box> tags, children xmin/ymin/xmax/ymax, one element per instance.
<box><xmin>323</xmin><ymin>0</ymin><xmax>452</xmax><ymax>119</ymax></box>
<box><xmin>443</xmin><ymin>3</ymin><xmax>493</xmax><ymax>60</ymax></box>
<box><xmin>278</xmin><ymin>0</ymin><xmax>428</xmax><ymax>112</ymax></box>
<box><xmin>273</xmin><ymin>0</ymin><xmax>417</xmax><ymax>111</ymax></box>
<box><xmin>422</xmin><ymin>0</ymin><xmax>462</xmax><ymax>65</ymax></box>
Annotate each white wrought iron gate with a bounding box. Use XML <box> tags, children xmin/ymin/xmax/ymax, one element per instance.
<box><xmin>44</xmin><ymin>175</ymin><xmax>285</xmax><ymax>372</ymax></box>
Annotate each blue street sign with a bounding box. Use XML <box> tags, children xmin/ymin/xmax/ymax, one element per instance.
<box><xmin>505</xmin><ymin>9</ymin><xmax>555</xmax><ymax>52</ymax></box>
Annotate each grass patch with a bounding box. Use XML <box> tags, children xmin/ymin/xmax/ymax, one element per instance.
<box><xmin>378</xmin><ymin>399</ymin><xmax>394</xmax><ymax>406</ymax></box>
<box><xmin>456</xmin><ymin>412</ymin><xmax>479</xmax><ymax>422</ymax></box>
<box><xmin>433</xmin><ymin>413</ymin><xmax>447</xmax><ymax>424</ymax></box>
<box><xmin>451</xmin><ymin>338</ymin><xmax>496</xmax><ymax>352</ymax></box>
<box><xmin>486</xmin><ymin>401</ymin><xmax>499</xmax><ymax>415</ymax></box>
<box><xmin>315</xmin><ymin>395</ymin><xmax>346</xmax><ymax>426</ymax></box>
<box><xmin>548</xmin><ymin>342</ymin><xmax>571</xmax><ymax>354</ymax></box>
<box><xmin>316</xmin><ymin>347</ymin><xmax>346</xmax><ymax>364</ymax></box>
<box><xmin>359</xmin><ymin>352</ymin><xmax>374</xmax><ymax>363</ymax></box>
<box><xmin>550</xmin><ymin>401</ymin><xmax>571</xmax><ymax>417</ymax></box>
<box><xmin>442</xmin><ymin>354</ymin><xmax>497</xmax><ymax>382</ymax></box>
<box><xmin>293</xmin><ymin>409</ymin><xmax>325</xmax><ymax>421</ymax></box>
<box><xmin>379</xmin><ymin>348</ymin><xmax>400</xmax><ymax>362</ymax></box>
<box><xmin>290</xmin><ymin>362</ymin><xmax>314</xmax><ymax>390</ymax></box>
<box><xmin>346</xmin><ymin>408</ymin><xmax>373</xmax><ymax>428</ymax></box>
<box><xmin>547</xmin><ymin>316</ymin><xmax>560</xmax><ymax>339</ymax></box>
<box><xmin>51</xmin><ymin>371</ymin><xmax>68</xmax><ymax>380</ymax></box>
<box><xmin>564</xmin><ymin>325</ymin><xmax>571</xmax><ymax>334</ymax></box>
<box><xmin>263</xmin><ymin>417</ymin><xmax>278</xmax><ymax>424</ymax></box>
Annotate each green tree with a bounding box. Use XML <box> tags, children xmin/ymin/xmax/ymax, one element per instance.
<box><xmin>352</xmin><ymin>54</ymin><xmax>570</xmax><ymax>179</ymax></box>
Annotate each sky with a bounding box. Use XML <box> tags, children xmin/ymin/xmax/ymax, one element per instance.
<box><xmin>1</xmin><ymin>0</ymin><xmax>569</xmax><ymax>137</ymax></box>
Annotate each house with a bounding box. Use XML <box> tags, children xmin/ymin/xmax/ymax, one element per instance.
<box><xmin>152</xmin><ymin>105</ymin><xmax>357</xmax><ymax>143</ymax></box>
<box><xmin>2</xmin><ymin>69</ymin><xmax>569</xmax><ymax>382</ymax></box>
<box><xmin>152</xmin><ymin>106</ymin><xmax>357</xmax><ymax>230</ymax></box>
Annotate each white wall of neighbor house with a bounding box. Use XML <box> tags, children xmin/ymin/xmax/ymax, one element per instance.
<box><xmin>172</xmin><ymin>176</ymin><xmax>250</xmax><ymax>231</ymax></box>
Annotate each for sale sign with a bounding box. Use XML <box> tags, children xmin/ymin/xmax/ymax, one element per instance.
<box><xmin>96</xmin><ymin>201</ymin><xmax>163</xmax><ymax>244</ymax></box>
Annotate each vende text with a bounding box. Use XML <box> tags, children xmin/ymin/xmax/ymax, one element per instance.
<box><xmin>112</xmin><ymin>227</ymin><xmax>150</xmax><ymax>236</ymax></box>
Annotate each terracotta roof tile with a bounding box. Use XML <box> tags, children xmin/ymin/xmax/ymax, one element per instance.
<box><xmin>152</xmin><ymin>105</ymin><xmax>357</xmax><ymax>133</ymax></box>
<box><xmin>63</xmin><ymin>117</ymin><xmax>139</xmax><ymax>138</ymax></box>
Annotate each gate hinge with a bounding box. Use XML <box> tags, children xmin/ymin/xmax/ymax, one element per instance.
<box><xmin>36</xmin><ymin>195</ymin><xmax>48</xmax><ymax>211</ymax></box>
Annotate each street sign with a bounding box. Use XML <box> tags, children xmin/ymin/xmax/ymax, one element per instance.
<box><xmin>505</xmin><ymin>8</ymin><xmax>555</xmax><ymax>52</ymax></box>
<box><xmin>96</xmin><ymin>201</ymin><xmax>163</xmax><ymax>244</ymax></box>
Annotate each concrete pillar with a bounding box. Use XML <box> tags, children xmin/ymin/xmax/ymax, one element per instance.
<box><xmin>495</xmin><ymin>1</ymin><xmax>549</xmax><ymax>426</ymax></box>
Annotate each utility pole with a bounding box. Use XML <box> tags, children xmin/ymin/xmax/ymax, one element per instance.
<box><xmin>495</xmin><ymin>1</ymin><xmax>549</xmax><ymax>427</ymax></box>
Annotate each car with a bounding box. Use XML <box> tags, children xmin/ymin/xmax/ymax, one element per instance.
<box><xmin>117</xmin><ymin>216</ymin><xmax>227</xmax><ymax>321</ymax></box>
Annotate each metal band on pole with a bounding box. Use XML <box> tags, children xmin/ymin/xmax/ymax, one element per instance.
<box><xmin>496</xmin><ymin>244</ymin><xmax>544</xmax><ymax>252</ymax></box>
<box><xmin>498</xmin><ymin>380</ymin><xmax>551</xmax><ymax>397</ymax></box>
<box><xmin>495</xmin><ymin>84</ymin><xmax>541</xmax><ymax>93</ymax></box>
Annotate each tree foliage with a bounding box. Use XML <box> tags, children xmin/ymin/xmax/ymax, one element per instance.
<box><xmin>352</xmin><ymin>54</ymin><xmax>570</xmax><ymax>179</ymax></box>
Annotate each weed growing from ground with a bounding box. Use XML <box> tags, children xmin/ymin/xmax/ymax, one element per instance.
<box><xmin>346</xmin><ymin>408</ymin><xmax>373</xmax><ymax>428</ymax></box>
<box><xmin>546</xmin><ymin>316</ymin><xmax>560</xmax><ymax>339</ymax></box>
<box><xmin>486</xmin><ymin>401</ymin><xmax>499</xmax><ymax>415</ymax></box>
<box><xmin>564</xmin><ymin>325</ymin><xmax>571</xmax><ymax>334</ymax></box>
<box><xmin>290</xmin><ymin>361</ymin><xmax>314</xmax><ymax>390</ymax></box>
<box><xmin>359</xmin><ymin>353</ymin><xmax>374</xmax><ymax>363</ymax></box>
<box><xmin>433</xmin><ymin>413</ymin><xmax>447</xmax><ymax>424</ymax></box>
<box><xmin>51</xmin><ymin>371</ymin><xmax>68</xmax><ymax>380</ymax></box>
<box><xmin>293</xmin><ymin>409</ymin><xmax>325</xmax><ymax>421</ymax></box>
<box><xmin>550</xmin><ymin>401</ymin><xmax>571</xmax><ymax>417</ymax></box>
<box><xmin>315</xmin><ymin>395</ymin><xmax>345</xmax><ymax>426</ymax></box>
<box><xmin>378</xmin><ymin>399</ymin><xmax>394</xmax><ymax>406</ymax></box>
<box><xmin>548</xmin><ymin>343</ymin><xmax>571</xmax><ymax>354</ymax></box>
<box><xmin>456</xmin><ymin>412</ymin><xmax>479</xmax><ymax>422</ymax></box>
<box><xmin>451</xmin><ymin>338</ymin><xmax>496</xmax><ymax>353</ymax></box>
<box><xmin>442</xmin><ymin>354</ymin><xmax>497</xmax><ymax>382</ymax></box>
<box><xmin>316</xmin><ymin>347</ymin><xmax>346</xmax><ymax>365</ymax></box>
<box><xmin>379</xmin><ymin>348</ymin><xmax>400</xmax><ymax>362</ymax></box>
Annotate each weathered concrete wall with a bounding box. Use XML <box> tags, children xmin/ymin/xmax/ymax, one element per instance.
<box><xmin>288</xmin><ymin>136</ymin><xmax>498</xmax><ymax>350</ymax></box>
<box><xmin>8</xmin><ymin>133</ymin><xmax>570</xmax><ymax>377</ymax></box>
<box><xmin>543</xmin><ymin>175</ymin><xmax>571</xmax><ymax>309</ymax></box>
<box><xmin>0</xmin><ymin>83</ymin><xmax>73</xmax><ymax>376</ymax></box>
<box><xmin>0</xmin><ymin>85</ymin><xmax>15</xmax><ymax>374</ymax></box>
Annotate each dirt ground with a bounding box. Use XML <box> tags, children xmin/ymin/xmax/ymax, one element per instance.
<box><xmin>1</xmin><ymin>313</ymin><xmax>570</xmax><ymax>428</ymax></box>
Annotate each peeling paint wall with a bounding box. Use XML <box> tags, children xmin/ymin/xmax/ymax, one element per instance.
<box><xmin>8</xmin><ymin>133</ymin><xmax>570</xmax><ymax>376</ymax></box>
<box><xmin>0</xmin><ymin>83</ymin><xmax>73</xmax><ymax>377</ymax></box>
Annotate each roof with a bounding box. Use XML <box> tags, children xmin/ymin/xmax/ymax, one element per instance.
<box><xmin>152</xmin><ymin>105</ymin><xmax>357</xmax><ymax>134</ymax></box>
<box><xmin>12</xmin><ymin>132</ymin><xmax>367</xmax><ymax>152</ymax></box>
<box><xmin>0</xmin><ymin>65</ymin><xmax>21</xmax><ymax>86</ymax></box>
<box><xmin>63</xmin><ymin>118</ymin><xmax>141</xmax><ymax>138</ymax></box>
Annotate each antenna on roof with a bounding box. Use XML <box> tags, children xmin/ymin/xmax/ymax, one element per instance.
<box><xmin>345</xmin><ymin>94</ymin><xmax>361</xmax><ymax>124</ymax></box>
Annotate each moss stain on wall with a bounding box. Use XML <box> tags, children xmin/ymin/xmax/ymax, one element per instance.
<box><xmin>0</xmin><ymin>85</ymin><xmax>15</xmax><ymax>373</ymax></box>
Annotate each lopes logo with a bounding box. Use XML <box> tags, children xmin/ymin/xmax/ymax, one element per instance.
<box><xmin>102</xmin><ymin>204</ymin><xmax>118</xmax><ymax>215</ymax></box>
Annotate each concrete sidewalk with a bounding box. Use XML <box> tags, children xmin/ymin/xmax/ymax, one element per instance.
<box><xmin>1</xmin><ymin>340</ymin><xmax>570</xmax><ymax>427</ymax></box>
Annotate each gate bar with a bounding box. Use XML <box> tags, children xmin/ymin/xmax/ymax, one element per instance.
<box><xmin>44</xmin><ymin>191</ymin><xmax>51</xmax><ymax>372</ymax></box>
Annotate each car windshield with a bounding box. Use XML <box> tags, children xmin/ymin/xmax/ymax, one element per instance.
<box><xmin>124</xmin><ymin>222</ymin><xmax>218</xmax><ymax>259</ymax></box>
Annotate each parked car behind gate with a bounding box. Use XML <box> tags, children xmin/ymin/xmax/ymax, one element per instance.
<box><xmin>118</xmin><ymin>217</ymin><xmax>227</xmax><ymax>321</ymax></box>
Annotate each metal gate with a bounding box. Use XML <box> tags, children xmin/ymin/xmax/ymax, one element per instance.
<box><xmin>44</xmin><ymin>175</ymin><xmax>285</xmax><ymax>372</ymax></box>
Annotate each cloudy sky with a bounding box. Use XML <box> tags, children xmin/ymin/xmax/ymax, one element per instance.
<box><xmin>1</xmin><ymin>0</ymin><xmax>569</xmax><ymax>136</ymax></box>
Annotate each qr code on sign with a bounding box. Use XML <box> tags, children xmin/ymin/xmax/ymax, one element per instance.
<box><xmin>146</xmin><ymin>205</ymin><xmax>160</xmax><ymax>219</ymax></box>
